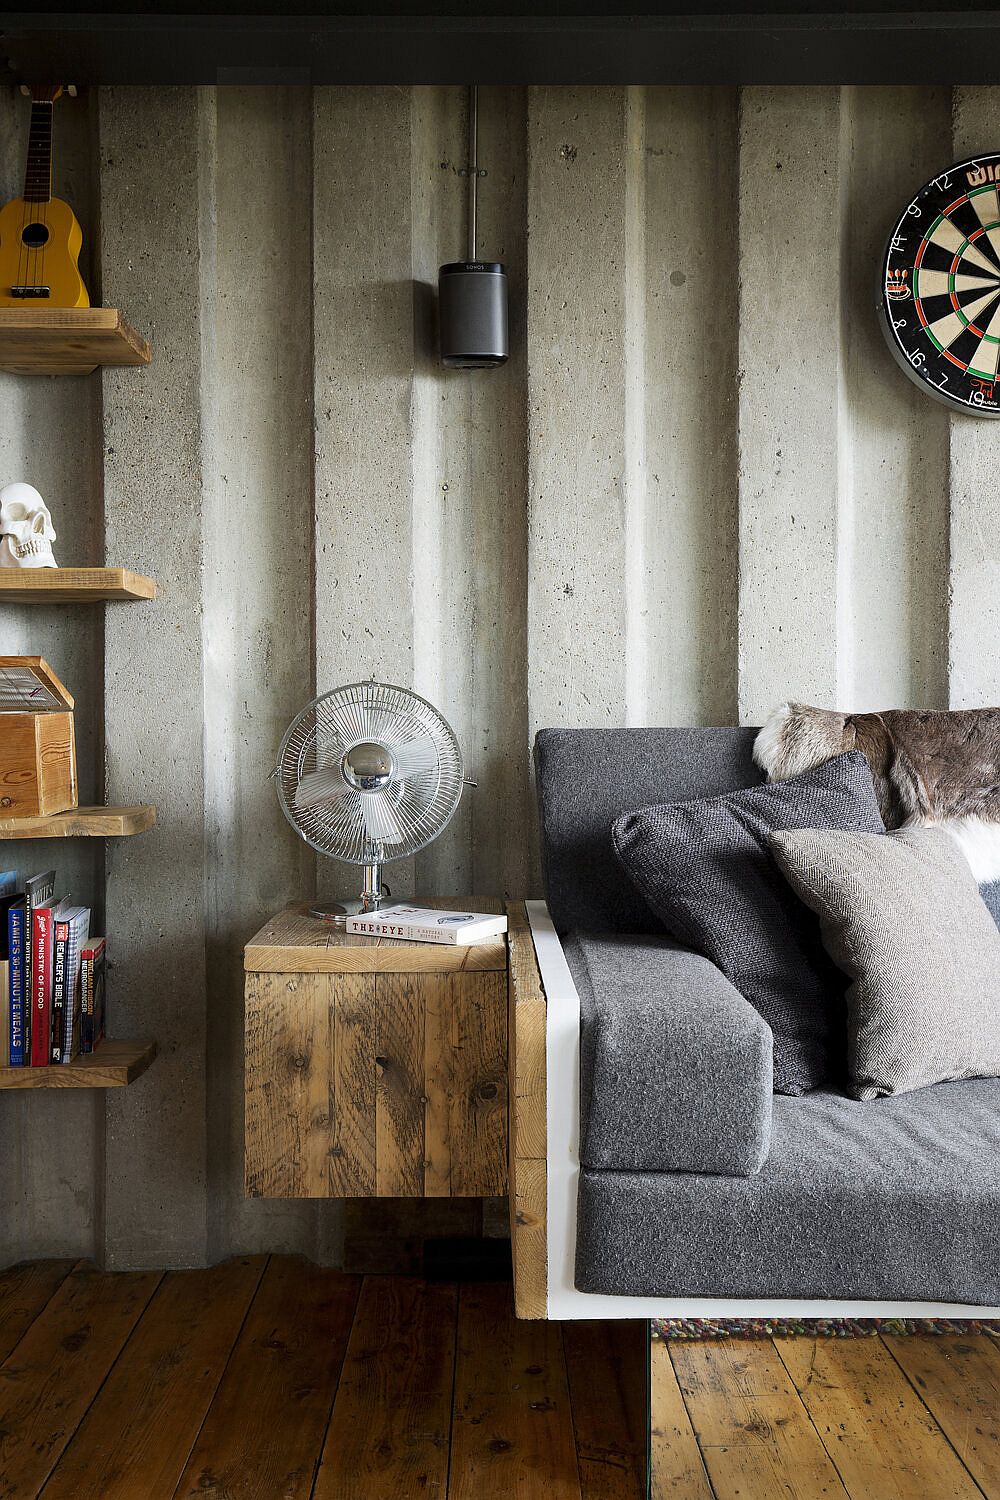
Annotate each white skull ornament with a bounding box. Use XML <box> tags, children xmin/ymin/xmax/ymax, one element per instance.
<box><xmin>0</xmin><ymin>483</ymin><xmax>57</xmax><ymax>569</ymax></box>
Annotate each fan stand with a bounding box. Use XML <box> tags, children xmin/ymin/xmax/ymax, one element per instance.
<box><xmin>310</xmin><ymin>860</ymin><xmax>389</xmax><ymax>924</ymax></box>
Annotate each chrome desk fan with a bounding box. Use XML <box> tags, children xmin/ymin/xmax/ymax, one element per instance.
<box><xmin>275</xmin><ymin>679</ymin><xmax>467</xmax><ymax>920</ymax></box>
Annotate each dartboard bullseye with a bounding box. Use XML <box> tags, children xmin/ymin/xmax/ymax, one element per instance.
<box><xmin>880</xmin><ymin>154</ymin><xmax>1000</xmax><ymax>416</ymax></box>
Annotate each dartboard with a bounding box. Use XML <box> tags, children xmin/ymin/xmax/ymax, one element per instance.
<box><xmin>880</xmin><ymin>154</ymin><xmax>1000</xmax><ymax>416</ymax></box>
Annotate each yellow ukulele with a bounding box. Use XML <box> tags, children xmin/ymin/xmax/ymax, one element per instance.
<box><xmin>0</xmin><ymin>85</ymin><xmax>89</xmax><ymax>308</ymax></box>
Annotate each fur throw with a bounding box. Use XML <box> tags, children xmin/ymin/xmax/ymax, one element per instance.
<box><xmin>754</xmin><ymin>702</ymin><xmax>1000</xmax><ymax>884</ymax></box>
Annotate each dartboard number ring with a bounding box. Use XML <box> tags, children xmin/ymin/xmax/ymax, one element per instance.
<box><xmin>880</xmin><ymin>154</ymin><xmax>1000</xmax><ymax>417</ymax></box>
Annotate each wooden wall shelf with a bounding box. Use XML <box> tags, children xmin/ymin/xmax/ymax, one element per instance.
<box><xmin>0</xmin><ymin>1039</ymin><xmax>156</xmax><ymax>1089</ymax></box>
<box><xmin>0</xmin><ymin>309</ymin><xmax>151</xmax><ymax>376</ymax></box>
<box><xmin>0</xmin><ymin>568</ymin><xmax>156</xmax><ymax>603</ymax></box>
<box><xmin>0</xmin><ymin>805</ymin><xmax>156</xmax><ymax>840</ymax></box>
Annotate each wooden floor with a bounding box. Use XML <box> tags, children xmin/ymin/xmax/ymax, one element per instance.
<box><xmin>0</xmin><ymin>1255</ymin><xmax>646</xmax><ymax>1499</ymax></box>
<box><xmin>652</xmin><ymin>1329</ymin><xmax>1000</xmax><ymax>1500</ymax></box>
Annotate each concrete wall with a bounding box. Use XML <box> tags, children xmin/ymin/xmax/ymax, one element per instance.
<box><xmin>0</xmin><ymin>83</ymin><xmax>996</xmax><ymax>1268</ymax></box>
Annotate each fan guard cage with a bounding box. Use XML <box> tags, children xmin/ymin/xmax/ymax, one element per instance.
<box><xmin>276</xmin><ymin>681</ymin><xmax>464</xmax><ymax>864</ymax></box>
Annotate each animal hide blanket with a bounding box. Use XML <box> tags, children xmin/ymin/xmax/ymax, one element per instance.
<box><xmin>754</xmin><ymin>702</ymin><xmax>1000</xmax><ymax>884</ymax></box>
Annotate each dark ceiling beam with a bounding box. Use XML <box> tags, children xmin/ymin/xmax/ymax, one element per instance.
<box><xmin>3</xmin><ymin>10</ymin><xmax>1000</xmax><ymax>85</ymax></box>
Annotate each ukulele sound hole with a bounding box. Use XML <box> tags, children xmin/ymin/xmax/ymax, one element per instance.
<box><xmin>21</xmin><ymin>222</ymin><xmax>49</xmax><ymax>249</ymax></box>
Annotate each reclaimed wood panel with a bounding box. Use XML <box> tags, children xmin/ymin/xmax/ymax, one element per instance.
<box><xmin>0</xmin><ymin>804</ymin><xmax>156</xmax><ymax>839</ymax></box>
<box><xmin>0</xmin><ymin>1263</ymin><xmax>161</xmax><ymax>1497</ymax></box>
<box><xmin>313</xmin><ymin>1277</ymin><xmax>458</xmax><ymax>1499</ymax></box>
<box><xmin>507</xmin><ymin>900</ymin><xmax>547</xmax><ymax>1318</ymax></box>
<box><xmin>424</xmin><ymin>970</ymin><xmax>508</xmax><ymax>1198</ymax></box>
<box><xmin>43</xmin><ymin>1257</ymin><xmax>266</xmax><ymax>1500</ymax></box>
<box><xmin>375</xmin><ymin>973</ymin><xmax>425</xmax><ymax>1196</ymax></box>
<box><xmin>245</xmin><ymin>899</ymin><xmax>506</xmax><ymax>974</ymax></box>
<box><xmin>245</xmin><ymin>942</ymin><xmax>507</xmax><ymax>1198</ymax></box>
<box><xmin>450</xmin><ymin>1281</ymin><xmax>582</xmax><ymax>1500</ymax></box>
<box><xmin>173</xmin><ymin>1257</ymin><xmax>359</xmax><ymax>1500</ymax></box>
<box><xmin>777</xmin><ymin>1334</ymin><xmax>985</xmax><ymax>1500</ymax></box>
<box><xmin>245</xmin><ymin>971</ymin><xmax>375</xmax><ymax>1197</ymax></box>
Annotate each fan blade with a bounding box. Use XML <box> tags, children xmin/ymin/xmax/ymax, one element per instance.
<box><xmin>295</xmin><ymin>767</ymin><xmax>350</xmax><ymax>809</ymax></box>
<box><xmin>363</xmin><ymin>796</ymin><xmax>403</xmax><ymax>845</ymax></box>
<box><xmin>391</xmin><ymin>741</ymin><xmax>439</xmax><ymax>780</ymax></box>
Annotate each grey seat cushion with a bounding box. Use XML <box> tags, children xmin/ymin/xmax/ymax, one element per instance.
<box><xmin>565</xmin><ymin>931</ymin><xmax>772</xmax><ymax>1177</ymax></box>
<box><xmin>611</xmin><ymin>753</ymin><xmax>886</xmax><ymax>1095</ymax></box>
<box><xmin>535</xmin><ymin>727</ymin><xmax>762</xmax><ymax>934</ymax></box>
<box><xmin>577</xmin><ymin>1078</ymin><xmax>1000</xmax><ymax>1303</ymax></box>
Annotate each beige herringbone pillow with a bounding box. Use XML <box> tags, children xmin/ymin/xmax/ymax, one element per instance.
<box><xmin>770</xmin><ymin>825</ymin><xmax>1000</xmax><ymax>1100</ymax></box>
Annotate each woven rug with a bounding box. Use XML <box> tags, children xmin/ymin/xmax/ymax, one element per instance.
<box><xmin>652</xmin><ymin>1317</ymin><xmax>1000</xmax><ymax>1341</ymax></box>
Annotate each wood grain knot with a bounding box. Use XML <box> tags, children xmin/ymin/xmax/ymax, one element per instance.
<box><xmin>477</xmin><ymin>1082</ymin><xmax>498</xmax><ymax>1100</ymax></box>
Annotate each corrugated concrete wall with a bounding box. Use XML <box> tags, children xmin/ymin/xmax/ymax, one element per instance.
<box><xmin>1</xmin><ymin>83</ymin><xmax>997</xmax><ymax>1269</ymax></box>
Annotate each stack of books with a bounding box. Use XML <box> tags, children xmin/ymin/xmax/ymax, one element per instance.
<box><xmin>0</xmin><ymin>868</ymin><xmax>106</xmax><ymax>1069</ymax></box>
<box><xmin>345</xmin><ymin>904</ymin><xmax>508</xmax><ymax>945</ymax></box>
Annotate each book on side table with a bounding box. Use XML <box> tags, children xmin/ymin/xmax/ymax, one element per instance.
<box><xmin>345</xmin><ymin>904</ymin><xmax>508</xmax><ymax>946</ymax></box>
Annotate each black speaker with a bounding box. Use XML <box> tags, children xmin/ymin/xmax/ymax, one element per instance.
<box><xmin>438</xmin><ymin>261</ymin><xmax>508</xmax><ymax>369</ymax></box>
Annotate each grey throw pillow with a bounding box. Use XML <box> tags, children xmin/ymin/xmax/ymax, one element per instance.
<box><xmin>612</xmin><ymin>752</ymin><xmax>885</xmax><ymax>1095</ymax></box>
<box><xmin>770</xmin><ymin>825</ymin><xmax>1000</xmax><ymax>1100</ymax></box>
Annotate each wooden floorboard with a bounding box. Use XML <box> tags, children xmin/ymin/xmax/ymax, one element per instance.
<box><xmin>0</xmin><ymin>1261</ymin><xmax>76</xmax><ymax>1366</ymax></box>
<box><xmin>42</xmin><ymin>1255</ymin><xmax>266</xmax><ymax>1500</ymax></box>
<box><xmin>883</xmin><ymin>1331</ymin><xmax>1000</xmax><ymax>1497</ymax></box>
<box><xmin>777</xmin><ymin>1334</ymin><xmax>986</xmax><ymax>1500</ymax></box>
<box><xmin>0</xmin><ymin>1258</ymin><xmax>996</xmax><ymax>1500</ymax></box>
<box><xmin>313</xmin><ymin>1277</ymin><xmax>458</xmax><ymax>1500</ymax></box>
<box><xmin>449</xmin><ymin>1281</ymin><xmax>583</xmax><ymax>1499</ymax></box>
<box><xmin>563</xmin><ymin>1320</ymin><xmax>646</xmax><ymax>1500</ymax></box>
<box><xmin>172</xmin><ymin>1256</ymin><xmax>360</xmax><ymax>1500</ymax></box>
<box><xmin>0</xmin><ymin>1262</ymin><xmax>162</xmax><ymax>1499</ymax></box>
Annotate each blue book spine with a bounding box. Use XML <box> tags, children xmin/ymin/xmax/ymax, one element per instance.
<box><xmin>8</xmin><ymin>902</ymin><xmax>25</xmax><ymax>1066</ymax></box>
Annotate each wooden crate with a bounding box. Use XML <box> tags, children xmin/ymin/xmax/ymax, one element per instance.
<box><xmin>0</xmin><ymin>657</ymin><xmax>78</xmax><ymax>817</ymax></box>
<box><xmin>244</xmin><ymin>902</ymin><xmax>508</xmax><ymax>1199</ymax></box>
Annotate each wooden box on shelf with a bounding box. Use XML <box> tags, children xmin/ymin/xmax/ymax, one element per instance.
<box><xmin>244</xmin><ymin>900</ymin><xmax>509</xmax><ymax>1200</ymax></box>
<box><xmin>0</xmin><ymin>656</ymin><xmax>77</xmax><ymax>818</ymax></box>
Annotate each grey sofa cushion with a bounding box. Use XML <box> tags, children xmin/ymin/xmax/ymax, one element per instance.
<box><xmin>564</xmin><ymin>931</ymin><xmax>773</xmax><ymax>1177</ymax></box>
<box><xmin>576</xmin><ymin>1078</ymin><xmax>1000</xmax><ymax>1302</ymax></box>
<box><xmin>535</xmin><ymin>727</ymin><xmax>762</xmax><ymax>935</ymax></box>
<box><xmin>771</xmin><ymin>825</ymin><xmax>1000</xmax><ymax>1100</ymax></box>
<box><xmin>611</xmin><ymin>752</ymin><xmax>886</xmax><ymax>1095</ymax></box>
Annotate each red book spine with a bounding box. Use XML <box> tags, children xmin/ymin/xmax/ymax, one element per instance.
<box><xmin>30</xmin><ymin>907</ymin><xmax>53</xmax><ymax>1067</ymax></box>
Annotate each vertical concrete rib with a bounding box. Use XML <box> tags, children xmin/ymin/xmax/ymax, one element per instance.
<box><xmin>642</xmin><ymin>85</ymin><xmax>739</xmax><ymax>726</ymax></box>
<box><xmin>839</xmin><ymin>86</ymin><xmax>950</xmax><ymax>712</ymax></box>
<box><xmin>526</xmin><ymin>87</ymin><xmax>630</xmax><ymax>740</ymax></box>
<box><xmin>949</xmin><ymin>88</ymin><xmax>1000</xmax><ymax>708</ymax></box>
<box><xmin>201</xmin><ymin>86</ymin><xmax>321</xmax><ymax>1261</ymax></box>
<box><xmin>99</xmin><ymin>86</ymin><xmax>210</xmax><ymax>1267</ymax></box>
<box><xmin>737</xmin><ymin>87</ymin><xmax>844</xmax><ymax>725</ymax></box>
<box><xmin>409</xmin><ymin>86</ymin><xmax>530</xmax><ymax>898</ymax></box>
<box><xmin>313</xmin><ymin>86</ymin><xmax>417</xmax><ymax>902</ymax></box>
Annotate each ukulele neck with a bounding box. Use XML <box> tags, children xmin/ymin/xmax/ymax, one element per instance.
<box><xmin>23</xmin><ymin>102</ymin><xmax>54</xmax><ymax>204</ymax></box>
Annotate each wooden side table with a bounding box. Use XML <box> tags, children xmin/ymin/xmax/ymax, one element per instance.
<box><xmin>243</xmin><ymin>900</ymin><xmax>508</xmax><ymax>1199</ymax></box>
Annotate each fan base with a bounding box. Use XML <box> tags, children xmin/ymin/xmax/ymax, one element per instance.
<box><xmin>309</xmin><ymin>898</ymin><xmax>389</xmax><ymax>926</ymax></box>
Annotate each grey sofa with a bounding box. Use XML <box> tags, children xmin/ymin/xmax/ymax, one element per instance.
<box><xmin>535</xmin><ymin>725</ymin><xmax>1000</xmax><ymax>1305</ymax></box>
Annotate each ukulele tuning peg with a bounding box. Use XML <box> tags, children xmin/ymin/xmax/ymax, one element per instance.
<box><xmin>18</xmin><ymin>85</ymin><xmax>30</xmax><ymax>97</ymax></box>
<box><xmin>66</xmin><ymin>85</ymin><xmax>77</xmax><ymax>98</ymax></box>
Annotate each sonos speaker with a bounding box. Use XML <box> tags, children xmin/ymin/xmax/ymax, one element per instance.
<box><xmin>438</xmin><ymin>261</ymin><xmax>508</xmax><ymax>369</ymax></box>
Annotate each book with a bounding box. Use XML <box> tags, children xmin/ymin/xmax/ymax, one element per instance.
<box><xmin>345</xmin><ymin>904</ymin><xmax>508</xmax><ymax>945</ymax></box>
<box><xmin>23</xmin><ymin>869</ymin><xmax>55</xmax><ymax>1058</ymax></box>
<box><xmin>80</xmin><ymin>938</ymin><xmax>106</xmax><ymax>1054</ymax></box>
<box><xmin>30</xmin><ymin>898</ymin><xmax>63</xmax><ymax>1067</ymax></box>
<box><xmin>53</xmin><ymin>906</ymin><xmax>89</xmax><ymax>1065</ymax></box>
<box><xmin>0</xmin><ymin>959</ymin><xmax>8</xmax><ymax>1068</ymax></box>
<box><xmin>0</xmin><ymin>870</ymin><xmax>16</xmax><ymax>897</ymax></box>
<box><xmin>7</xmin><ymin>898</ymin><xmax>25</xmax><ymax>1066</ymax></box>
